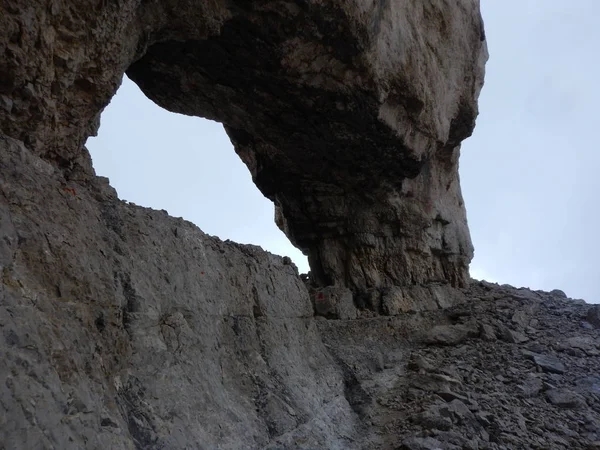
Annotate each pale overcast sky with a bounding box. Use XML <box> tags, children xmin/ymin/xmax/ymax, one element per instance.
<box><xmin>87</xmin><ymin>1</ymin><xmax>599</xmax><ymax>303</ymax></box>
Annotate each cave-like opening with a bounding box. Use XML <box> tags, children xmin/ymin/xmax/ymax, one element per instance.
<box><xmin>86</xmin><ymin>76</ymin><xmax>309</xmax><ymax>273</ymax></box>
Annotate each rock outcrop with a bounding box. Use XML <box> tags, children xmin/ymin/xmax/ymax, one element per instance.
<box><xmin>1</xmin><ymin>135</ymin><xmax>357</xmax><ymax>449</ymax></box>
<box><xmin>2</xmin><ymin>136</ymin><xmax>600</xmax><ymax>449</ymax></box>
<box><xmin>4</xmin><ymin>1</ymin><xmax>598</xmax><ymax>450</ymax></box>
<box><xmin>0</xmin><ymin>0</ymin><xmax>487</xmax><ymax>295</ymax></box>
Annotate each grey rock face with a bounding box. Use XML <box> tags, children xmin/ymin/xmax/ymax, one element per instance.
<box><xmin>528</xmin><ymin>353</ymin><xmax>566</xmax><ymax>374</ymax></box>
<box><xmin>0</xmin><ymin>136</ymin><xmax>358</xmax><ymax>449</ymax></box>
<box><xmin>1</xmin><ymin>140</ymin><xmax>600</xmax><ymax>449</ymax></box>
<box><xmin>588</xmin><ymin>305</ymin><xmax>600</xmax><ymax>328</ymax></box>
<box><xmin>424</xmin><ymin>324</ymin><xmax>475</xmax><ymax>346</ymax></box>
<box><xmin>2</xmin><ymin>1</ymin><xmax>600</xmax><ymax>449</ymax></box>
<box><xmin>546</xmin><ymin>389</ymin><xmax>585</xmax><ymax>409</ymax></box>
<box><xmin>519</xmin><ymin>377</ymin><xmax>544</xmax><ymax>398</ymax></box>
<box><xmin>0</xmin><ymin>0</ymin><xmax>487</xmax><ymax>294</ymax></box>
<box><xmin>313</xmin><ymin>286</ymin><xmax>357</xmax><ymax>320</ymax></box>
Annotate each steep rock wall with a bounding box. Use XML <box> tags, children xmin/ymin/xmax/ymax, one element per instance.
<box><xmin>1</xmin><ymin>136</ymin><xmax>361</xmax><ymax>449</ymax></box>
<box><xmin>0</xmin><ymin>0</ymin><xmax>487</xmax><ymax>295</ymax></box>
<box><xmin>0</xmin><ymin>1</ymin><xmax>544</xmax><ymax>449</ymax></box>
<box><xmin>3</xmin><ymin>137</ymin><xmax>600</xmax><ymax>449</ymax></box>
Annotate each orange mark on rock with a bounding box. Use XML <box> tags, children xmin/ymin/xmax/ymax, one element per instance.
<box><xmin>63</xmin><ymin>187</ymin><xmax>77</xmax><ymax>196</ymax></box>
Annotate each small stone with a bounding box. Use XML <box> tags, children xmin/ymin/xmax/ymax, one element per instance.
<box><xmin>567</xmin><ymin>336</ymin><xmax>596</xmax><ymax>349</ymax></box>
<box><xmin>424</xmin><ymin>325</ymin><xmax>471</xmax><ymax>346</ymax></box>
<box><xmin>511</xmin><ymin>310</ymin><xmax>529</xmax><ymax>328</ymax></box>
<box><xmin>413</xmin><ymin>410</ymin><xmax>453</xmax><ymax>431</ymax></box>
<box><xmin>546</xmin><ymin>388</ymin><xmax>585</xmax><ymax>408</ymax></box>
<box><xmin>0</xmin><ymin>95</ymin><xmax>13</xmax><ymax>113</ymax></box>
<box><xmin>410</xmin><ymin>373</ymin><xmax>462</xmax><ymax>394</ymax></box>
<box><xmin>447</xmin><ymin>399</ymin><xmax>475</xmax><ymax>420</ymax></box>
<box><xmin>526</xmin><ymin>342</ymin><xmax>545</xmax><ymax>353</ymax></box>
<box><xmin>559</xmin><ymin>336</ymin><xmax>598</xmax><ymax>357</ymax></box>
<box><xmin>519</xmin><ymin>377</ymin><xmax>543</xmax><ymax>398</ymax></box>
<box><xmin>407</xmin><ymin>354</ymin><xmax>437</xmax><ymax>372</ymax></box>
<box><xmin>437</xmin><ymin>390</ymin><xmax>469</xmax><ymax>403</ymax></box>
<box><xmin>475</xmin><ymin>412</ymin><xmax>492</xmax><ymax>427</ymax></box>
<box><xmin>431</xmin><ymin>430</ymin><xmax>471</xmax><ymax>448</ymax></box>
<box><xmin>22</xmin><ymin>83</ymin><xmax>36</xmax><ymax>99</ymax></box>
<box><xmin>561</xmin><ymin>347</ymin><xmax>585</xmax><ymax>357</ymax></box>
<box><xmin>575</xmin><ymin>376</ymin><xmax>600</xmax><ymax>396</ymax></box>
<box><xmin>550</xmin><ymin>289</ymin><xmax>567</xmax><ymax>298</ymax></box>
<box><xmin>587</xmin><ymin>306</ymin><xmax>600</xmax><ymax>328</ymax></box>
<box><xmin>479</xmin><ymin>323</ymin><xmax>496</xmax><ymax>341</ymax></box>
<box><xmin>525</xmin><ymin>352</ymin><xmax>566</xmax><ymax>374</ymax></box>
<box><xmin>499</xmin><ymin>326</ymin><xmax>529</xmax><ymax>344</ymax></box>
<box><xmin>374</xmin><ymin>352</ymin><xmax>385</xmax><ymax>372</ymax></box>
<box><xmin>584</xmin><ymin>417</ymin><xmax>600</xmax><ymax>434</ymax></box>
<box><xmin>581</xmin><ymin>321</ymin><xmax>595</xmax><ymax>330</ymax></box>
<box><xmin>100</xmin><ymin>417</ymin><xmax>119</xmax><ymax>428</ymax></box>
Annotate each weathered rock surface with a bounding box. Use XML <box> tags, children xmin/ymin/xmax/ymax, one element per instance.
<box><xmin>0</xmin><ymin>0</ymin><xmax>487</xmax><ymax>294</ymax></box>
<box><xmin>2</xmin><ymin>135</ymin><xmax>600</xmax><ymax>449</ymax></box>
<box><xmin>3</xmin><ymin>1</ymin><xmax>599</xmax><ymax>449</ymax></box>
<box><xmin>0</xmin><ymin>136</ymin><xmax>356</xmax><ymax>449</ymax></box>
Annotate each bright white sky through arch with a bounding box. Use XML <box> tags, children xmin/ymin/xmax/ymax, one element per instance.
<box><xmin>87</xmin><ymin>78</ymin><xmax>308</xmax><ymax>272</ymax></box>
<box><xmin>87</xmin><ymin>0</ymin><xmax>600</xmax><ymax>303</ymax></box>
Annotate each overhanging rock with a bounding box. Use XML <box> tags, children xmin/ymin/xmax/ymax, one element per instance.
<box><xmin>0</xmin><ymin>0</ymin><xmax>487</xmax><ymax>295</ymax></box>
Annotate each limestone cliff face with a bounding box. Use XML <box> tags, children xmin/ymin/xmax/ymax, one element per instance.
<box><xmin>0</xmin><ymin>0</ymin><xmax>487</xmax><ymax>294</ymax></box>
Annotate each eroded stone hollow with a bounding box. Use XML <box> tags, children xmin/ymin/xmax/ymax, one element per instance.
<box><xmin>0</xmin><ymin>0</ymin><xmax>487</xmax><ymax>296</ymax></box>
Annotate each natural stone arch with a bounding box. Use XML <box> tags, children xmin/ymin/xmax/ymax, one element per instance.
<box><xmin>0</xmin><ymin>0</ymin><xmax>487</xmax><ymax>297</ymax></box>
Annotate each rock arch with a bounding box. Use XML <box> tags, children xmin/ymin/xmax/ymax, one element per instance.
<box><xmin>0</xmin><ymin>0</ymin><xmax>487</xmax><ymax>295</ymax></box>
